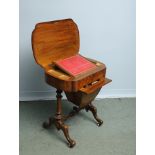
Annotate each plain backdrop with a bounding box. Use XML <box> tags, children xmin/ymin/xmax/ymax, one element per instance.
<box><xmin>19</xmin><ymin>0</ymin><xmax>136</xmax><ymax>100</ymax></box>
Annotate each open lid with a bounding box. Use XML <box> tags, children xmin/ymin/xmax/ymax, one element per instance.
<box><xmin>32</xmin><ymin>19</ymin><xmax>80</xmax><ymax>68</ymax></box>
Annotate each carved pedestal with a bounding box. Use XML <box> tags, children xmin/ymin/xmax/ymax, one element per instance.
<box><xmin>43</xmin><ymin>89</ymin><xmax>103</xmax><ymax>148</ymax></box>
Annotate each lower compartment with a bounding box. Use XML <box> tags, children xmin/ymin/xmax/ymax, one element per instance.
<box><xmin>65</xmin><ymin>88</ymin><xmax>101</xmax><ymax>108</ymax></box>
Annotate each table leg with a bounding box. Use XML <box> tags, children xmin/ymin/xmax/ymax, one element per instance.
<box><xmin>54</xmin><ymin>89</ymin><xmax>76</xmax><ymax>148</ymax></box>
<box><xmin>85</xmin><ymin>103</ymin><xmax>103</xmax><ymax>126</ymax></box>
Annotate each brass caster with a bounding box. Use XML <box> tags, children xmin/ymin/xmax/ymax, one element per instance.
<box><xmin>97</xmin><ymin>120</ymin><xmax>103</xmax><ymax>127</ymax></box>
<box><xmin>68</xmin><ymin>140</ymin><xmax>76</xmax><ymax>148</ymax></box>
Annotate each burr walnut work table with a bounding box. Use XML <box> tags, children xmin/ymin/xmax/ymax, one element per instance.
<box><xmin>32</xmin><ymin>19</ymin><xmax>112</xmax><ymax>148</ymax></box>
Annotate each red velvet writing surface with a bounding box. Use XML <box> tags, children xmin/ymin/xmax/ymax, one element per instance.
<box><xmin>54</xmin><ymin>55</ymin><xmax>96</xmax><ymax>76</ymax></box>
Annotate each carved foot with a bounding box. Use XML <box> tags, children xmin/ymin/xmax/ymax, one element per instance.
<box><xmin>42</xmin><ymin>117</ymin><xmax>54</xmax><ymax>129</ymax></box>
<box><xmin>85</xmin><ymin>103</ymin><xmax>103</xmax><ymax>126</ymax></box>
<box><xmin>55</xmin><ymin>120</ymin><xmax>76</xmax><ymax>148</ymax></box>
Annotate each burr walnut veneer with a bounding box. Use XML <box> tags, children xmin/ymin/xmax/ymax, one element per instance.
<box><xmin>32</xmin><ymin>19</ymin><xmax>111</xmax><ymax>148</ymax></box>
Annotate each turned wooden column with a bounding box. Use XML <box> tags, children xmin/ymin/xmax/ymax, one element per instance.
<box><xmin>54</xmin><ymin>89</ymin><xmax>76</xmax><ymax>148</ymax></box>
<box><xmin>55</xmin><ymin>89</ymin><xmax>63</xmax><ymax>120</ymax></box>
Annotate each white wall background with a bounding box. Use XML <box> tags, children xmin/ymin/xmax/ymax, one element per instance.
<box><xmin>19</xmin><ymin>0</ymin><xmax>136</xmax><ymax>101</ymax></box>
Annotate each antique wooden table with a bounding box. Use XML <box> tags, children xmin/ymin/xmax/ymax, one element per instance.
<box><xmin>32</xmin><ymin>19</ymin><xmax>111</xmax><ymax>148</ymax></box>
